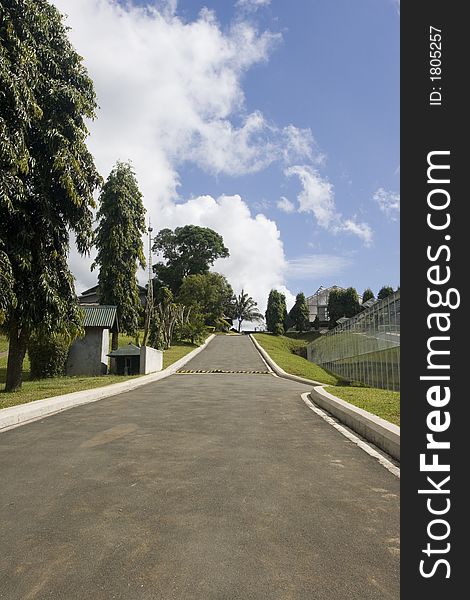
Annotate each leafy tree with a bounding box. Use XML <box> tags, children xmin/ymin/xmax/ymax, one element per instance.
<box><xmin>177</xmin><ymin>272</ymin><xmax>233</xmax><ymax>328</ymax></box>
<box><xmin>362</xmin><ymin>288</ymin><xmax>374</xmax><ymax>304</ymax></box>
<box><xmin>288</xmin><ymin>292</ymin><xmax>310</xmax><ymax>332</ymax></box>
<box><xmin>265</xmin><ymin>290</ymin><xmax>287</xmax><ymax>335</ymax></box>
<box><xmin>92</xmin><ymin>161</ymin><xmax>146</xmax><ymax>350</ymax></box>
<box><xmin>0</xmin><ymin>1</ymin><xmax>101</xmax><ymax>391</ymax></box>
<box><xmin>175</xmin><ymin>311</ymin><xmax>207</xmax><ymax>345</ymax></box>
<box><xmin>148</xmin><ymin>287</ymin><xmax>191</xmax><ymax>350</ymax></box>
<box><xmin>152</xmin><ymin>225</ymin><xmax>229</xmax><ymax>293</ymax></box>
<box><xmin>0</xmin><ymin>248</ymin><xmax>14</xmax><ymax>324</ymax></box>
<box><xmin>327</xmin><ymin>287</ymin><xmax>361</xmax><ymax>328</ymax></box>
<box><xmin>313</xmin><ymin>315</ymin><xmax>320</xmax><ymax>331</ymax></box>
<box><xmin>377</xmin><ymin>285</ymin><xmax>394</xmax><ymax>300</ymax></box>
<box><xmin>232</xmin><ymin>290</ymin><xmax>263</xmax><ymax>332</ymax></box>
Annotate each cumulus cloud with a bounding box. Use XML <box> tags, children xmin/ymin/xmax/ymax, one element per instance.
<box><xmin>50</xmin><ymin>0</ymin><xmax>314</xmax><ymax>303</ymax></box>
<box><xmin>51</xmin><ymin>0</ymin><xmax>368</xmax><ymax>307</ymax></box>
<box><xmin>52</xmin><ymin>0</ymin><xmax>290</xmax><ymax>200</ymax></box>
<box><xmin>160</xmin><ymin>194</ymin><xmax>289</xmax><ymax>311</ymax></box>
<box><xmin>373</xmin><ymin>187</ymin><xmax>400</xmax><ymax>221</ymax></box>
<box><xmin>286</xmin><ymin>255</ymin><xmax>352</xmax><ymax>280</ymax></box>
<box><xmin>277</xmin><ymin>196</ymin><xmax>295</xmax><ymax>213</ymax></box>
<box><xmin>285</xmin><ymin>165</ymin><xmax>373</xmax><ymax>245</ymax></box>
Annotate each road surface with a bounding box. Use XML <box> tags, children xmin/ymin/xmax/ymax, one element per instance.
<box><xmin>0</xmin><ymin>335</ymin><xmax>399</xmax><ymax>599</ymax></box>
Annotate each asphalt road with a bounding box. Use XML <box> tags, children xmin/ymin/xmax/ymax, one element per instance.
<box><xmin>0</xmin><ymin>335</ymin><xmax>399</xmax><ymax>599</ymax></box>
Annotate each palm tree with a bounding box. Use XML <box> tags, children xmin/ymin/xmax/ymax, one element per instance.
<box><xmin>233</xmin><ymin>290</ymin><xmax>263</xmax><ymax>333</ymax></box>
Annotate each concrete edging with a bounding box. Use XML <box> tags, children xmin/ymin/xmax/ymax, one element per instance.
<box><xmin>249</xmin><ymin>334</ymin><xmax>400</xmax><ymax>461</ymax></box>
<box><xmin>249</xmin><ymin>334</ymin><xmax>323</xmax><ymax>386</ymax></box>
<box><xmin>0</xmin><ymin>334</ymin><xmax>216</xmax><ymax>433</ymax></box>
<box><xmin>309</xmin><ymin>386</ymin><xmax>400</xmax><ymax>461</ymax></box>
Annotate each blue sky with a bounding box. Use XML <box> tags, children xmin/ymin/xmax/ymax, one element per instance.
<box><xmin>57</xmin><ymin>0</ymin><xmax>399</xmax><ymax>308</ymax></box>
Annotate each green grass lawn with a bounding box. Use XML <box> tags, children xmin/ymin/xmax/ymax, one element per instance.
<box><xmin>0</xmin><ymin>333</ymin><xmax>9</xmax><ymax>354</ymax></box>
<box><xmin>326</xmin><ymin>385</ymin><xmax>400</xmax><ymax>426</ymax></box>
<box><xmin>0</xmin><ymin>333</ymin><xmax>201</xmax><ymax>410</ymax></box>
<box><xmin>0</xmin><ymin>373</ymin><xmax>139</xmax><ymax>410</ymax></box>
<box><xmin>253</xmin><ymin>333</ymin><xmax>339</xmax><ymax>385</ymax></box>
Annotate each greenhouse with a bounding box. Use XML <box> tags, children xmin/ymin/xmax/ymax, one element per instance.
<box><xmin>306</xmin><ymin>291</ymin><xmax>400</xmax><ymax>391</ymax></box>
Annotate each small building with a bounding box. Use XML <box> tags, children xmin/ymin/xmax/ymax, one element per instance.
<box><xmin>78</xmin><ymin>284</ymin><xmax>147</xmax><ymax>307</ymax></box>
<box><xmin>108</xmin><ymin>344</ymin><xmax>141</xmax><ymax>375</ymax></box>
<box><xmin>66</xmin><ymin>305</ymin><xmax>118</xmax><ymax>376</ymax></box>
<box><xmin>306</xmin><ymin>285</ymin><xmax>344</xmax><ymax>325</ymax></box>
<box><xmin>108</xmin><ymin>344</ymin><xmax>163</xmax><ymax>376</ymax></box>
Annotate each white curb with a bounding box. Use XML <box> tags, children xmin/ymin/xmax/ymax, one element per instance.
<box><xmin>249</xmin><ymin>334</ymin><xmax>400</xmax><ymax>462</ymax></box>
<box><xmin>0</xmin><ymin>334</ymin><xmax>216</xmax><ymax>433</ymax></box>
<box><xmin>309</xmin><ymin>386</ymin><xmax>400</xmax><ymax>461</ymax></box>
<box><xmin>249</xmin><ymin>334</ymin><xmax>323</xmax><ymax>386</ymax></box>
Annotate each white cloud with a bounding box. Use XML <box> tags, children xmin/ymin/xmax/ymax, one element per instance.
<box><xmin>160</xmin><ymin>194</ymin><xmax>289</xmax><ymax>311</ymax></box>
<box><xmin>339</xmin><ymin>219</ymin><xmax>373</xmax><ymax>245</ymax></box>
<box><xmin>277</xmin><ymin>196</ymin><xmax>295</xmax><ymax>213</ymax></box>
<box><xmin>52</xmin><ymin>0</ymin><xmax>288</xmax><ymax>200</ymax></box>
<box><xmin>286</xmin><ymin>255</ymin><xmax>352</xmax><ymax>280</ymax></box>
<box><xmin>49</xmin><ymin>0</ymin><xmax>314</xmax><ymax>305</ymax></box>
<box><xmin>285</xmin><ymin>165</ymin><xmax>373</xmax><ymax>244</ymax></box>
<box><xmin>52</xmin><ymin>0</ymin><xmax>367</xmax><ymax>307</ymax></box>
<box><xmin>236</xmin><ymin>0</ymin><xmax>272</xmax><ymax>11</ymax></box>
<box><xmin>373</xmin><ymin>188</ymin><xmax>400</xmax><ymax>221</ymax></box>
<box><xmin>285</xmin><ymin>165</ymin><xmax>337</xmax><ymax>228</ymax></box>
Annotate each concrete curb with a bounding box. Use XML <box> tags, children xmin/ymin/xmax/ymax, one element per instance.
<box><xmin>309</xmin><ymin>386</ymin><xmax>400</xmax><ymax>461</ymax></box>
<box><xmin>249</xmin><ymin>334</ymin><xmax>400</xmax><ymax>461</ymax></box>
<box><xmin>0</xmin><ymin>334</ymin><xmax>216</xmax><ymax>433</ymax></box>
<box><xmin>249</xmin><ymin>334</ymin><xmax>323</xmax><ymax>386</ymax></box>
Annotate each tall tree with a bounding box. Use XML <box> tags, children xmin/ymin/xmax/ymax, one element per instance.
<box><xmin>232</xmin><ymin>290</ymin><xmax>263</xmax><ymax>333</ymax></box>
<box><xmin>362</xmin><ymin>288</ymin><xmax>375</xmax><ymax>304</ymax></box>
<box><xmin>177</xmin><ymin>272</ymin><xmax>233</xmax><ymax>328</ymax></box>
<box><xmin>0</xmin><ymin>1</ymin><xmax>101</xmax><ymax>391</ymax></box>
<box><xmin>92</xmin><ymin>161</ymin><xmax>146</xmax><ymax>350</ymax></box>
<box><xmin>152</xmin><ymin>225</ymin><xmax>229</xmax><ymax>293</ymax></box>
<box><xmin>327</xmin><ymin>287</ymin><xmax>361</xmax><ymax>328</ymax></box>
<box><xmin>377</xmin><ymin>285</ymin><xmax>394</xmax><ymax>300</ymax></box>
<box><xmin>0</xmin><ymin>248</ymin><xmax>14</xmax><ymax>325</ymax></box>
<box><xmin>265</xmin><ymin>290</ymin><xmax>287</xmax><ymax>335</ymax></box>
<box><xmin>288</xmin><ymin>292</ymin><xmax>310</xmax><ymax>333</ymax></box>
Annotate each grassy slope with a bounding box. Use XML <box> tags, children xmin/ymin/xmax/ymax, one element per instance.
<box><xmin>253</xmin><ymin>333</ymin><xmax>339</xmax><ymax>385</ymax></box>
<box><xmin>0</xmin><ymin>332</ymin><xmax>199</xmax><ymax>410</ymax></box>
<box><xmin>327</xmin><ymin>386</ymin><xmax>400</xmax><ymax>426</ymax></box>
<box><xmin>253</xmin><ymin>332</ymin><xmax>400</xmax><ymax>425</ymax></box>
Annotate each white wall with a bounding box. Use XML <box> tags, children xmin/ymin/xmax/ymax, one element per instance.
<box><xmin>66</xmin><ymin>328</ymin><xmax>109</xmax><ymax>376</ymax></box>
<box><xmin>140</xmin><ymin>346</ymin><xmax>163</xmax><ymax>374</ymax></box>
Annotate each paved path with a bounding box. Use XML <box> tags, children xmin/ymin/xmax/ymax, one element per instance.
<box><xmin>0</xmin><ymin>336</ymin><xmax>399</xmax><ymax>599</ymax></box>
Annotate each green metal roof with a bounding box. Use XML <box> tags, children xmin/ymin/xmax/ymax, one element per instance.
<box><xmin>108</xmin><ymin>343</ymin><xmax>141</xmax><ymax>357</ymax></box>
<box><xmin>81</xmin><ymin>305</ymin><xmax>118</xmax><ymax>329</ymax></box>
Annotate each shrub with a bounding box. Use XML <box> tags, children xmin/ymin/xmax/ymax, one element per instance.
<box><xmin>28</xmin><ymin>334</ymin><xmax>71</xmax><ymax>379</ymax></box>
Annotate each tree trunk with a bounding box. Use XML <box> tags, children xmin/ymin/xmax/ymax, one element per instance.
<box><xmin>5</xmin><ymin>316</ymin><xmax>28</xmax><ymax>392</ymax></box>
<box><xmin>112</xmin><ymin>330</ymin><xmax>119</xmax><ymax>351</ymax></box>
<box><xmin>238</xmin><ymin>319</ymin><xmax>242</xmax><ymax>333</ymax></box>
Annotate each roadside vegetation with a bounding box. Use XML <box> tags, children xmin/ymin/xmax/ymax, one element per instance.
<box><xmin>327</xmin><ymin>386</ymin><xmax>400</xmax><ymax>426</ymax></box>
<box><xmin>253</xmin><ymin>332</ymin><xmax>338</xmax><ymax>385</ymax></box>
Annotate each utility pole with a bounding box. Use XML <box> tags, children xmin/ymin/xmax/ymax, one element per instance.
<box><xmin>142</xmin><ymin>221</ymin><xmax>153</xmax><ymax>347</ymax></box>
